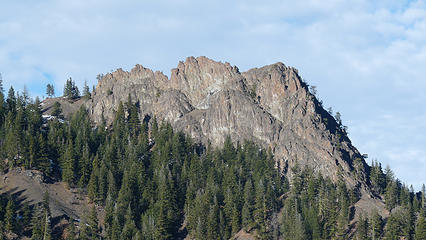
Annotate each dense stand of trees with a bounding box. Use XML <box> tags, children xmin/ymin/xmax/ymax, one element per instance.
<box><xmin>0</xmin><ymin>79</ymin><xmax>425</xmax><ymax>239</ymax></box>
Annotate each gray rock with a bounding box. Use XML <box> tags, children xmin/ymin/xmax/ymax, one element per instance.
<box><xmin>84</xmin><ymin>56</ymin><xmax>369</xmax><ymax>192</ymax></box>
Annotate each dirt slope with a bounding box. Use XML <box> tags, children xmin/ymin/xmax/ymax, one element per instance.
<box><xmin>0</xmin><ymin>168</ymin><xmax>89</xmax><ymax>220</ymax></box>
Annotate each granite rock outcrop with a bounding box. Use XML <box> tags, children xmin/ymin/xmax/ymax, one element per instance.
<box><xmin>85</xmin><ymin>56</ymin><xmax>369</xmax><ymax>191</ymax></box>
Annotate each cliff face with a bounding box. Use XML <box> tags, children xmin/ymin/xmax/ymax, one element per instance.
<box><xmin>86</xmin><ymin>56</ymin><xmax>368</xmax><ymax>189</ymax></box>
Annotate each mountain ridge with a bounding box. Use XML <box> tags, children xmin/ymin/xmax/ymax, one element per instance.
<box><xmin>82</xmin><ymin>56</ymin><xmax>369</xmax><ymax>193</ymax></box>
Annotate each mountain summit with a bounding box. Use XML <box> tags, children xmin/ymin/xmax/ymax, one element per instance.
<box><xmin>87</xmin><ymin>56</ymin><xmax>367</xmax><ymax>190</ymax></box>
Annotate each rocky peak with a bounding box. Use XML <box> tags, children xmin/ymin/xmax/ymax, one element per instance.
<box><xmin>243</xmin><ymin>62</ymin><xmax>311</xmax><ymax>124</ymax></box>
<box><xmin>85</xmin><ymin>56</ymin><xmax>369</xmax><ymax>194</ymax></box>
<box><xmin>170</xmin><ymin>56</ymin><xmax>246</xmax><ymax>109</ymax></box>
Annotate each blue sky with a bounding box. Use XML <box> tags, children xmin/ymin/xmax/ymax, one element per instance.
<box><xmin>1</xmin><ymin>0</ymin><xmax>425</xmax><ymax>189</ymax></box>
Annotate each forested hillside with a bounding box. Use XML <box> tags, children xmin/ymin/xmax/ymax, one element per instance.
<box><xmin>0</xmin><ymin>77</ymin><xmax>425</xmax><ymax>239</ymax></box>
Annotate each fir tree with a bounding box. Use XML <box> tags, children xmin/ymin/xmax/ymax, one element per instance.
<box><xmin>63</xmin><ymin>78</ymin><xmax>79</xmax><ymax>99</ymax></box>
<box><xmin>0</xmin><ymin>72</ymin><xmax>3</xmax><ymax>93</ymax></box>
<box><xmin>31</xmin><ymin>206</ymin><xmax>43</xmax><ymax>240</ymax></box>
<box><xmin>242</xmin><ymin>178</ymin><xmax>254</xmax><ymax>229</ymax></box>
<box><xmin>65</xmin><ymin>222</ymin><xmax>76</xmax><ymax>240</ymax></box>
<box><xmin>370</xmin><ymin>210</ymin><xmax>383</xmax><ymax>240</ymax></box>
<box><xmin>46</xmin><ymin>84</ymin><xmax>55</xmax><ymax>98</ymax></box>
<box><xmin>82</xmin><ymin>80</ymin><xmax>91</xmax><ymax>99</ymax></box>
<box><xmin>5</xmin><ymin>198</ymin><xmax>15</xmax><ymax>232</ymax></box>
<box><xmin>356</xmin><ymin>214</ymin><xmax>369</xmax><ymax>240</ymax></box>
<box><xmin>122</xmin><ymin>205</ymin><xmax>137</xmax><ymax>239</ymax></box>
<box><xmin>62</xmin><ymin>140</ymin><xmax>76</xmax><ymax>186</ymax></box>
<box><xmin>206</xmin><ymin>197</ymin><xmax>220</xmax><ymax>240</ymax></box>
<box><xmin>42</xmin><ymin>210</ymin><xmax>52</xmax><ymax>240</ymax></box>
<box><xmin>415</xmin><ymin>208</ymin><xmax>426</xmax><ymax>240</ymax></box>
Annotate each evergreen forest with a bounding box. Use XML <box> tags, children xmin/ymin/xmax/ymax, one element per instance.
<box><xmin>0</xmin><ymin>79</ymin><xmax>425</xmax><ymax>239</ymax></box>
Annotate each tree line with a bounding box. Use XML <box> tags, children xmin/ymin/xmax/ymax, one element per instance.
<box><xmin>0</xmin><ymin>76</ymin><xmax>425</xmax><ymax>239</ymax></box>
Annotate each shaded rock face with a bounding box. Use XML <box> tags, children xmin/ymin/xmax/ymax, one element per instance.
<box><xmin>86</xmin><ymin>56</ymin><xmax>367</xmax><ymax>189</ymax></box>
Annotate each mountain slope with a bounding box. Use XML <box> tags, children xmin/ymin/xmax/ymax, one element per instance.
<box><xmin>86</xmin><ymin>56</ymin><xmax>368</xmax><ymax>191</ymax></box>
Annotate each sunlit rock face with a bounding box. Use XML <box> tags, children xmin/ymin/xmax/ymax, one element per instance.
<box><xmin>86</xmin><ymin>56</ymin><xmax>368</xmax><ymax>190</ymax></box>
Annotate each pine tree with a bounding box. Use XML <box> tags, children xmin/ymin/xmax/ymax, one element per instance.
<box><xmin>22</xmin><ymin>202</ymin><xmax>32</xmax><ymax>227</ymax></box>
<box><xmin>0</xmin><ymin>74</ymin><xmax>5</xmax><ymax>130</ymax></box>
<box><xmin>356</xmin><ymin>214</ymin><xmax>369</xmax><ymax>240</ymax></box>
<box><xmin>65</xmin><ymin>222</ymin><xmax>76</xmax><ymax>240</ymax></box>
<box><xmin>0</xmin><ymin>72</ymin><xmax>3</xmax><ymax>93</ymax></box>
<box><xmin>104</xmin><ymin>195</ymin><xmax>114</xmax><ymax>237</ymax></box>
<box><xmin>79</xmin><ymin>218</ymin><xmax>90</xmax><ymax>240</ymax></box>
<box><xmin>242</xmin><ymin>178</ymin><xmax>254</xmax><ymax>229</ymax></box>
<box><xmin>5</xmin><ymin>198</ymin><xmax>15</xmax><ymax>232</ymax></box>
<box><xmin>110</xmin><ymin>208</ymin><xmax>122</xmax><ymax>240</ymax></box>
<box><xmin>6</xmin><ymin>86</ymin><xmax>16</xmax><ymax>113</ymax></box>
<box><xmin>78</xmin><ymin>144</ymin><xmax>91</xmax><ymax>188</ymax></box>
<box><xmin>370</xmin><ymin>160</ymin><xmax>386</xmax><ymax>194</ymax></box>
<box><xmin>415</xmin><ymin>208</ymin><xmax>426</xmax><ymax>240</ymax></box>
<box><xmin>385</xmin><ymin>179</ymin><xmax>398</xmax><ymax>211</ymax></box>
<box><xmin>107</xmin><ymin>170</ymin><xmax>117</xmax><ymax>201</ymax></box>
<box><xmin>46</xmin><ymin>84</ymin><xmax>55</xmax><ymax>98</ymax></box>
<box><xmin>62</xmin><ymin>140</ymin><xmax>76</xmax><ymax>186</ymax></box>
<box><xmin>82</xmin><ymin>80</ymin><xmax>91</xmax><ymax>99</ymax></box>
<box><xmin>42</xmin><ymin>210</ymin><xmax>52</xmax><ymax>240</ymax></box>
<box><xmin>87</xmin><ymin>156</ymin><xmax>100</xmax><ymax>203</ymax></box>
<box><xmin>0</xmin><ymin>222</ymin><xmax>4</xmax><ymax>240</ymax></box>
<box><xmin>87</xmin><ymin>206</ymin><xmax>99</xmax><ymax>239</ymax></box>
<box><xmin>63</xmin><ymin>78</ymin><xmax>79</xmax><ymax>99</ymax></box>
<box><xmin>126</xmin><ymin>94</ymin><xmax>140</xmax><ymax>136</ymax></box>
<box><xmin>370</xmin><ymin>210</ymin><xmax>383</xmax><ymax>240</ymax></box>
<box><xmin>122</xmin><ymin>205</ymin><xmax>137</xmax><ymax>239</ymax></box>
<box><xmin>254</xmin><ymin>179</ymin><xmax>269</xmax><ymax>238</ymax></box>
<box><xmin>206</xmin><ymin>197</ymin><xmax>219</xmax><ymax>240</ymax></box>
<box><xmin>37</xmin><ymin>133</ymin><xmax>51</xmax><ymax>175</ymax></box>
<box><xmin>31</xmin><ymin>206</ymin><xmax>43</xmax><ymax>240</ymax></box>
<box><xmin>28</xmin><ymin>134</ymin><xmax>39</xmax><ymax>169</ymax></box>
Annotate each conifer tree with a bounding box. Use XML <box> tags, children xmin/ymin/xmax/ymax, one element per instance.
<box><xmin>87</xmin><ymin>205</ymin><xmax>99</xmax><ymax>239</ymax></box>
<box><xmin>0</xmin><ymin>75</ymin><xmax>5</xmax><ymax>129</ymax></box>
<box><xmin>415</xmin><ymin>208</ymin><xmax>426</xmax><ymax>240</ymax></box>
<box><xmin>62</xmin><ymin>140</ymin><xmax>76</xmax><ymax>186</ymax></box>
<box><xmin>0</xmin><ymin>73</ymin><xmax>3</xmax><ymax>93</ymax></box>
<box><xmin>356</xmin><ymin>214</ymin><xmax>369</xmax><ymax>240</ymax></box>
<box><xmin>254</xmin><ymin>179</ymin><xmax>268</xmax><ymax>238</ymax></box>
<box><xmin>42</xmin><ymin>210</ymin><xmax>52</xmax><ymax>240</ymax></box>
<box><xmin>82</xmin><ymin>80</ymin><xmax>91</xmax><ymax>99</ymax></box>
<box><xmin>242</xmin><ymin>178</ymin><xmax>254</xmax><ymax>229</ymax></box>
<box><xmin>46</xmin><ymin>84</ymin><xmax>55</xmax><ymax>98</ymax></box>
<box><xmin>370</xmin><ymin>210</ymin><xmax>383</xmax><ymax>240</ymax></box>
<box><xmin>63</xmin><ymin>78</ymin><xmax>79</xmax><ymax>99</ymax></box>
<box><xmin>104</xmin><ymin>195</ymin><xmax>114</xmax><ymax>238</ymax></box>
<box><xmin>5</xmin><ymin>198</ymin><xmax>15</xmax><ymax>232</ymax></box>
<box><xmin>126</xmin><ymin>94</ymin><xmax>140</xmax><ymax>136</ymax></box>
<box><xmin>0</xmin><ymin>222</ymin><xmax>4</xmax><ymax>240</ymax></box>
<box><xmin>6</xmin><ymin>86</ymin><xmax>16</xmax><ymax>114</ymax></box>
<box><xmin>65</xmin><ymin>222</ymin><xmax>76</xmax><ymax>240</ymax></box>
<box><xmin>206</xmin><ymin>197</ymin><xmax>220</xmax><ymax>240</ymax></box>
<box><xmin>78</xmin><ymin>144</ymin><xmax>91</xmax><ymax>188</ymax></box>
<box><xmin>87</xmin><ymin>156</ymin><xmax>100</xmax><ymax>203</ymax></box>
<box><xmin>22</xmin><ymin>202</ymin><xmax>32</xmax><ymax>227</ymax></box>
<box><xmin>31</xmin><ymin>206</ymin><xmax>43</xmax><ymax>240</ymax></box>
<box><xmin>37</xmin><ymin>133</ymin><xmax>50</xmax><ymax>175</ymax></box>
<box><xmin>385</xmin><ymin>180</ymin><xmax>398</xmax><ymax>211</ymax></box>
<box><xmin>122</xmin><ymin>205</ymin><xmax>137</xmax><ymax>239</ymax></box>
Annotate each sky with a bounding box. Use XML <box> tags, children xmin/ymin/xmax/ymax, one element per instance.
<box><xmin>1</xmin><ymin>0</ymin><xmax>425</xmax><ymax>189</ymax></box>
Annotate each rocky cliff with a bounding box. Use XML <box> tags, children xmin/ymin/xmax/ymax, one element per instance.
<box><xmin>85</xmin><ymin>56</ymin><xmax>370</xmax><ymax>192</ymax></box>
